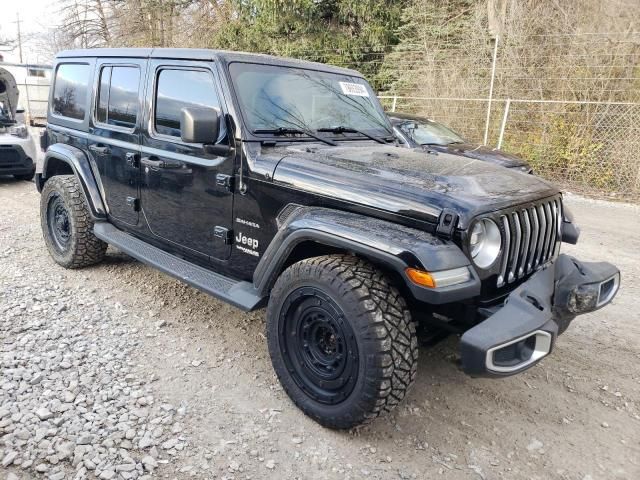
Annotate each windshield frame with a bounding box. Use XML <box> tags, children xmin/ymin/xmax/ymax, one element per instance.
<box><xmin>225</xmin><ymin>60</ymin><xmax>394</xmax><ymax>143</ymax></box>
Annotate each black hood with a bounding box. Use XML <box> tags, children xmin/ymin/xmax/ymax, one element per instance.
<box><xmin>270</xmin><ymin>143</ymin><xmax>558</xmax><ymax>228</ymax></box>
<box><xmin>428</xmin><ymin>143</ymin><xmax>530</xmax><ymax>169</ymax></box>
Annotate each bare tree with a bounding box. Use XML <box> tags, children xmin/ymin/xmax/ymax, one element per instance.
<box><xmin>35</xmin><ymin>27</ymin><xmax>77</xmax><ymax>62</ymax></box>
<box><xmin>57</xmin><ymin>0</ymin><xmax>117</xmax><ymax>49</ymax></box>
<box><xmin>0</xmin><ymin>32</ymin><xmax>15</xmax><ymax>53</ymax></box>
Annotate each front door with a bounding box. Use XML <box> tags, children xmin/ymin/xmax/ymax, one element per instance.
<box><xmin>88</xmin><ymin>60</ymin><xmax>145</xmax><ymax>226</ymax></box>
<box><xmin>140</xmin><ymin>60</ymin><xmax>235</xmax><ymax>261</ymax></box>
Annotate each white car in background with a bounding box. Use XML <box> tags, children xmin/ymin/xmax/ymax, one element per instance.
<box><xmin>0</xmin><ymin>66</ymin><xmax>37</xmax><ymax>181</ymax></box>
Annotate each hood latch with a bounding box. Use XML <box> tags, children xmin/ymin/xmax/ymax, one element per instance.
<box><xmin>436</xmin><ymin>208</ymin><xmax>459</xmax><ymax>238</ymax></box>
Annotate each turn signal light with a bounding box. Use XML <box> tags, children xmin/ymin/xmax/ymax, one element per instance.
<box><xmin>405</xmin><ymin>266</ymin><xmax>472</xmax><ymax>288</ymax></box>
<box><xmin>405</xmin><ymin>268</ymin><xmax>436</xmax><ymax>288</ymax></box>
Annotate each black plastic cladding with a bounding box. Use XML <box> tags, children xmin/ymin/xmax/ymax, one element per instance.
<box><xmin>253</xmin><ymin>207</ymin><xmax>480</xmax><ymax>304</ymax></box>
<box><xmin>39</xmin><ymin>143</ymin><xmax>107</xmax><ymax>219</ymax></box>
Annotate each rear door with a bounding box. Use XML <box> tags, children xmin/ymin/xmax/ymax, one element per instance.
<box><xmin>88</xmin><ymin>59</ymin><xmax>145</xmax><ymax>226</ymax></box>
<box><xmin>139</xmin><ymin>60</ymin><xmax>235</xmax><ymax>260</ymax></box>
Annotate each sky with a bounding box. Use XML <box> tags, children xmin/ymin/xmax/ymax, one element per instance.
<box><xmin>0</xmin><ymin>0</ymin><xmax>60</xmax><ymax>64</ymax></box>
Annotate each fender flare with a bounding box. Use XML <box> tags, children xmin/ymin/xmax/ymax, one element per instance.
<box><xmin>254</xmin><ymin>206</ymin><xmax>480</xmax><ymax>304</ymax></box>
<box><xmin>39</xmin><ymin>143</ymin><xmax>107</xmax><ymax>220</ymax></box>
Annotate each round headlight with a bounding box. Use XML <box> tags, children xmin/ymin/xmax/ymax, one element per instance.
<box><xmin>469</xmin><ymin>218</ymin><xmax>502</xmax><ymax>269</ymax></box>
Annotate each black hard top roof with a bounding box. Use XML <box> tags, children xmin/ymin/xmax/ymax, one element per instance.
<box><xmin>56</xmin><ymin>48</ymin><xmax>362</xmax><ymax>77</ymax></box>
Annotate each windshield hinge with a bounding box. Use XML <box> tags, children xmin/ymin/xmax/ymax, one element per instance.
<box><xmin>436</xmin><ymin>209</ymin><xmax>459</xmax><ymax>238</ymax></box>
<box><xmin>216</xmin><ymin>173</ymin><xmax>234</xmax><ymax>192</ymax></box>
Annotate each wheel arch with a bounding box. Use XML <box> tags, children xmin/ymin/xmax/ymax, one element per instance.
<box><xmin>287</xmin><ymin>239</ymin><xmax>416</xmax><ymax>305</ymax></box>
<box><xmin>254</xmin><ymin>206</ymin><xmax>477</xmax><ymax>304</ymax></box>
<box><xmin>266</xmin><ymin>237</ymin><xmax>411</xmax><ymax>299</ymax></box>
<box><xmin>38</xmin><ymin>143</ymin><xmax>106</xmax><ymax>220</ymax></box>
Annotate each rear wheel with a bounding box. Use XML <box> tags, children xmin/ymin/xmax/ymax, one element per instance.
<box><xmin>266</xmin><ymin>254</ymin><xmax>418</xmax><ymax>429</ymax></box>
<box><xmin>40</xmin><ymin>175</ymin><xmax>107</xmax><ymax>268</ymax></box>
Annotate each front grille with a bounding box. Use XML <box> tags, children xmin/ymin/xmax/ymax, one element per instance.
<box><xmin>0</xmin><ymin>148</ymin><xmax>21</xmax><ymax>166</ymax></box>
<box><xmin>496</xmin><ymin>197</ymin><xmax>562</xmax><ymax>287</ymax></box>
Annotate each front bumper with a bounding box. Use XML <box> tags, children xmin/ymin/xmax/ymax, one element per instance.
<box><xmin>460</xmin><ymin>254</ymin><xmax>620</xmax><ymax>377</ymax></box>
<box><xmin>0</xmin><ymin>142</ymin><xmax>35</xmax><ymax>175</ymax></box>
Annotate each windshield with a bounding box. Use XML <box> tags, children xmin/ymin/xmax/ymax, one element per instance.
<box><xmin>398</xmin><ymin>119</ymin><xmax>465</xmax><ymax>146</ymax></box>
<box><xmin>229</xmin><ymin>62</ymin><xmax>392</xmax><ymax>138</ymax></box>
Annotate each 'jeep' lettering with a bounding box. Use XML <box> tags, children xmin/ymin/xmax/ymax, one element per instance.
<box><xmin>235</xmin><ymin>232</ymin><xmax>259</xmax><ymax>250</ymax></box>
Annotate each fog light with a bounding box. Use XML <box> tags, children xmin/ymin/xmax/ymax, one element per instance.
<box><xmin>566</xmin><ymin>272</ymin><xmax>620</xmax><ymax>314</ymax></box>
<box><xmin>486</xmin><ymin>330</ymin><xmax>552</xmax><ymax>373</ymax></box>
<box><xmin>597</xmin><ymin>273</ymin><xmax>620</xmax><ymax>307</ymax></box>
<box><xmin>567</xmin><ymin>283</ymin><xmax>599</xmax><ymax>314</ymax></box>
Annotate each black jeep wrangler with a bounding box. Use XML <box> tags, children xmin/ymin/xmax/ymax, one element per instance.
<box><xmin>37</xmin><ymin>48</ymin><xmax>620</xmax><ymax>429</ymax></box>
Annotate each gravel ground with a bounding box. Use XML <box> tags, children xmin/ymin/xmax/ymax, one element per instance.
<box><xmin>1</xmin><ymin>178</ymin><xmax>639</xmax><ymax>480</ymax></box>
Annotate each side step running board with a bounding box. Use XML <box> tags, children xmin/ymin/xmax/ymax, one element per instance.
<box><xmin>93</xmin><ymin>222</ymin><xmax>266</xmax><ymax>312</ymax></box>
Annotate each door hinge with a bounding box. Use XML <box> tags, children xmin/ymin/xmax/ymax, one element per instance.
<box><xmin>216</xmin><ymin>173</ymin><xmax>234</xmax><ymax>192</ymax></box>
<box><xmin>436</xmin><ymin>208</ymin><xmax>458</xmax><ymax>238</ymax></box>
<box><xmin>126</xmin><ymin>196</ymin><xmax>140</xmax><ymax>212</ymax></box>
<box><xmin>214</xmin><ymin>226</ymin><xmax>233</xmax><ymax>244</ymax></box>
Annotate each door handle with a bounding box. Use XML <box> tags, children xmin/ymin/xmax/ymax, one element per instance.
<box><xmin>141</xmin><ymin>156</ymin><xmax>182</xmax><ymax>169</ymax></box>
<box><xmin>89</xmin><ymin>144</ymin><xmax>110</xmax><ymax>155</ymax></box>
<box><xmin>125</xmin><ymin>152</ymin><xmax>140</xmax><ymax>168</ymax></box>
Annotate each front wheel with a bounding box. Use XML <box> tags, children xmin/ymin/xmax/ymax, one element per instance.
<box><xmin>266</xmin><ymin>255</ymin><xmax>418</xmax><ymax>429</ymax></box>
<box><xmin>40</xmin><ymin>175</ymin><xmax>107</xmax><ymax>268</ymax></box>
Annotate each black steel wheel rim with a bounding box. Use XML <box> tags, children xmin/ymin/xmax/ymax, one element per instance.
<box><xmin>47</xmin><ymin>193</ymin><xmax>71</xmax><ymax>253</ymax></box>
<box><xmin>279</xmin><ymin>286</ymin><xmax>359</xmax><ymax>405</ymax></box>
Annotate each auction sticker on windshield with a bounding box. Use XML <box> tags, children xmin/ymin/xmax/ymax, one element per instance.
<box><xmin>339</xmin><ymin>82</ymin><xmax>369</xmax><ymax>97</ymax></box>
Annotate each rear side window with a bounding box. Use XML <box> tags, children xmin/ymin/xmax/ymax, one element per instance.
<box><xmin>154</xmin><ymin>69</ymin><xmax>220</xmax><ymax>138</ymax></box>
<box><xmin>52</xmin><ymin>63</ymin><xmax>90</xmax><ymax>120</ymax></box>
<box><xmin>95</xmin><ymin>66</ymin><xmax>140</xmax><ymax>129</ymax></box>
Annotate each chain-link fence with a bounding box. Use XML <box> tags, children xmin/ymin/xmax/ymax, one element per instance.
<box><xmin>378</xmin><ymin>96</ymin><xmax>640</xmax><ymax>199</ymax></box>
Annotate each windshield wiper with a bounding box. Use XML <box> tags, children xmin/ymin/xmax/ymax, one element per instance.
<box><xmin>317</xmin><ymin>126</ymin><xmax>390</xmax><ymax>144</ymax></box>
<box><xmin>419</xmin><ymin>142</ymin><xmax>465</xmax><ymax>148</ymax></box>
<box><xmin>254</xmin><ymin>127</ymin><xmax>337</xmax><ymax>146</ymax></box>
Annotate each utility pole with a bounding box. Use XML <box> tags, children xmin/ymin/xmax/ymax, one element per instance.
<box><xmin>16</xmin><ymin>12</ymin><xmax>23</xmax><ymax>63</ymax></box>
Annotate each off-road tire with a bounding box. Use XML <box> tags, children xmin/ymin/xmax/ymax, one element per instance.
<box><xmin>40</xmin><ymin>175</ymin><xmax>107</xmax><ymax>268</ymax></box>
<box><xmin>14</xmin><ymin>169</ymin><xmax>35</xmax><ymax>181</ymax></box>
<box><xmin>266</xmin><ymin>254</ymin><xmax>418</xmax><ymax>429</ymax></box>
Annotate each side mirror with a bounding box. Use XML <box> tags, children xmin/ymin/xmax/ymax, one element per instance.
<box><xmin>16</xmin><ymin>108</ymin><xmax>25</xmax><ymax>114</ymax></box>
<box><xmin>180</xmin><ymin>107</ymin><xmax>220</xmax><ymax>144</ymax></box>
